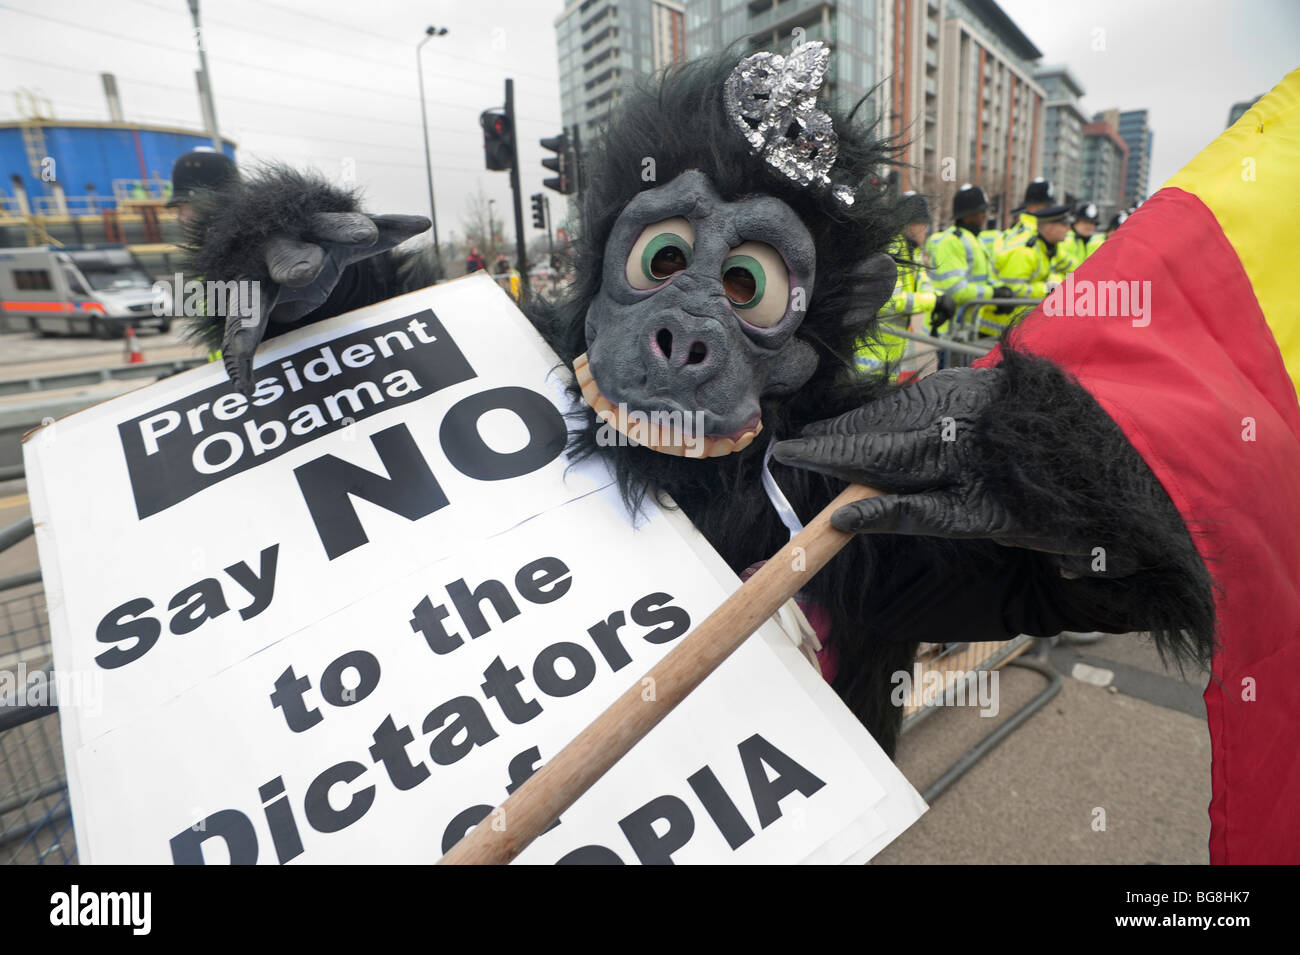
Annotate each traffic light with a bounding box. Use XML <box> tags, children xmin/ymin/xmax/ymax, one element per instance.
<box><xmin>540</xmin><ymin>132</ymin><xmax>576</xmax><ymax>194</ymax></box>
<box><xmin>530</xmin><ymin>193</ymin><xmax>546</xmax><ymax>231</ymax></box>
<box><xmin>481</xmin><ymin>110</ymin><xmax>513</xmax><ymax>171</ymax></box>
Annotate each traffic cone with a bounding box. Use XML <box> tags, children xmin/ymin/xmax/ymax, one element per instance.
<box><xmin>124</xmin><ymin>326</ymin><xmax>146</xmax><ymax>364</ymax></box>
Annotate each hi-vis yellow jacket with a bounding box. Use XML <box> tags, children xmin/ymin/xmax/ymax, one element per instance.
<box><xmin>978</xmin><ymin>229</ymin><xmax>1003</xmax><ymax>261</ymax></box>
<box><xmin>1058</xmin><ymin>230</ymin><xmax>1106</xmax><ymax>274</ymax></box>
<box><xmin>991</xmin><ymin>233</ymin><xmax>1067</xmax><ymax>331</ymax></box>
<box><xmin>856</xmin><ymin>236</ymin><xmax>935</xmax><ymax>375</ymax></box>
<box><xmin>926</xmin><ymin>224</ymin><xmax>998</xmax><ymax>333</ymax></box>
<box><xmin>1000</xmin><ymin>212</ymin><xmax>1038</xmax><ymax>255</ymax></box>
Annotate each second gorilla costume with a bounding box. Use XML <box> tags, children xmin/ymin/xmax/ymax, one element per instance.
<box><xmin>186</xmin><ymin>45</ymin><xmax>1220</xmax><ymax>833</ymax></box>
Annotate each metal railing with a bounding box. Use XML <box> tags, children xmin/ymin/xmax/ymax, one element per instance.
<box><xmin>0</xmin><ymin>516</ymin><xmax>75</xmax><ymax>864</ymax></box>
<box><xmin>0</xmin><ymin>357</ymin><xmax>206</xmax><ymax>399</ymax></box>
<box><xmin>949</xmin><ymin>297</ymin><xmax>1044</xmax><ymax>343</ymax></box>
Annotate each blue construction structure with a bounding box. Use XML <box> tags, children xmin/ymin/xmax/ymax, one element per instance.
<box><xmin>1</xmin><ymin>120</ymin><xmax>235</xmax><ymax>215</ymax></box>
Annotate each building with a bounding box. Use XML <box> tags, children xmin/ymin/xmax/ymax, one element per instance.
<box><xmin>1094</xmin><ymin>108</ymin><xmax>1151</xmax><ymax>206</ymax></box>
<box><xmin>685</xmin><ymin>0</ymin><xmax>886</xmax><ymax>118</ymax></box>
<box><xmin>1081</xmin><ymin>116</ymin><xmax>1128</xmax><ymax>224</ymax></box>
<box><xmin>555</xmin><ymin>0</ymin><xmax>688</xmax><ymax>140</ymax></box>
<box><xmin>1034</xmin><ymin>65</ymin><xmax>1086</xmax><ymax>204</ymax></box>
<box><xmin>931</xmin><ymin>0</ymin><xmax>1045</xmax><ymax>228</ymax></box>
<box><xmin>879</xmin><ymin>0</ymin><xmax>940</xmax><ymax>197</ymax></box>
<box><xmin>683</xmin><ymin>0</ymin><xmax>1045</xmax><ymax>231</ymax></box>
<box><xmin>1115</xmin><ymin>109</ymin><xmax>1152</xmax><ymax>205</ymax></box>
<box><xmin>1227</xmin><ymin>96</ymin><xmax>1261</xmax><ymax>127</ymax></box>
<box><xmin>0</xmin><ymin>116</ymin><xmax>235</xmax><ymax>267</ymax></box>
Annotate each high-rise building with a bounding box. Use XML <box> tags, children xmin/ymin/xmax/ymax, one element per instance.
<box><xmin>1081</xmin><ymin>115</ymin><xmax>1128</xmax><ymax>224</ymax></box>
<box><xmin>931</xmin><ymin>0</ymin><xmax>1045</xmax><ymax>228</ymax></box>
<box><xmin>682</xmin><ymin>0</ymin><xmax>1045</xmax><ymax>231</ymax></box>
<box><xmin>685</xmin><ymin>1</ymin><xmax>886</xmax><ymax>116</ymax></box>
<box><xmin>1034</xmin><ymin>65</ymin><xmax>1086</xmax><ymax>204</ymax></box>
<box><xmin>1116</xmin><ymin>109</ymin><xmax>1152</xmax><ymax>205</ymax></box>
<box><xmin>555</xmin><ymin>0</ymin><xmax>688</xmax><ymax>140</ymax></box>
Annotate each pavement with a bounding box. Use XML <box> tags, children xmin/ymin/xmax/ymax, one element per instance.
<box><xmin>875</xmin><ymin>635</ymin><xmax>1212</xmax><ymax>864</ymax></box>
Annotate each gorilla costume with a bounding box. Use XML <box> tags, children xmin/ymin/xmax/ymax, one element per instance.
<box><xmin>185</xmin><ymin>46</ymin><xmax>1222</xmax><ymax>823</ymax></box>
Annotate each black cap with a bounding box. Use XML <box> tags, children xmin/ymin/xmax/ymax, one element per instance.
<box><xmin>1035</xmin><ymin>203</ymin><xmax>1073</xmax><ymax>223</ymax></box>
<box><xmin>953</xmin><ymin>183</ymin><xmax>988</xmax><ymax>218</ymax></box>
<box><xmin>1023</xmin><ymin>177</ymin><xmax>1055</xmax><ymax>206</ymax></box>
<box><xmin>1107</xmin><ymin>211</ymin><xmax>1128</xmax><ymax>231</ymax></box>
<box><xmin>899</xmin><ymin>190</ymin><xmax>930</xmax><ymax>225</ymax></box>
<box><xmin>1074</xmin><ymin>202</ymin><xmax>1099</xmax><ymax>223</ymax></box>
<box><xmin>167</xmin><ymin>150</ymin><xmax>238</xmax><ymax>207</ymax></box>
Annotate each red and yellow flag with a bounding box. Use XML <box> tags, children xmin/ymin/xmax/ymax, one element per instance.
<box><xmin>980</xmin><ymin>69</ymin><xmax>1300</xmax><ymax>863</ymax></box>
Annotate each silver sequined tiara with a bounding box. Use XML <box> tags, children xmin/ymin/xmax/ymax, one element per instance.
<box><xmin>722</xmin><ymin>42</ymin><xmax>854</xmax><ymax>207</ymax></box>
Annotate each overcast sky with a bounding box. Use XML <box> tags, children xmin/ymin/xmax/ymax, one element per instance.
<box><xmin>0</xmin><ymin>0</ymin><xmax>569</xmax><ymax>244</ymax></box>
<box><xmin>2</xmin><ymin>0</ymin><xmax>1296</xmax><ymax>242</ymax></box>
<box><xmin>998</xmin><ymin>0</ymin><xmax>1299</xmax><ymax>189</ymax></box>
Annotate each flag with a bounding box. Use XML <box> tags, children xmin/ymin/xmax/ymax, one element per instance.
<box><xmin>978</xmin><ymin>69</ymin><xmax>1300</xmax><ymax>863</ymax></box>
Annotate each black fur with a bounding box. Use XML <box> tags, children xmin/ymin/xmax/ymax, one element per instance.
<box><xmin>180</xmin><ymin>55</ymin><xmax>1217</xmax><ymax>757</ymax></box>
<box><xmin>180</xmin><ymin>164</ymin><xmax>371</xmax><ymax>352</ymax></box>
<box><xmin>976</xmin><ymin>342</ymin><xmax>1218</xmax><ymax>674</ymax></box>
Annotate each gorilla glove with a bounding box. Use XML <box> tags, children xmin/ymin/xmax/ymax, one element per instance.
<box><xmin>772</xmin><ymin>367</ymin><xmax>1138</xmax><ymax>578</ymax></box>
<box><xmin>222</xmin><ymin>212</ymin><xmax>429</xmax><ymax>395</ymax></box>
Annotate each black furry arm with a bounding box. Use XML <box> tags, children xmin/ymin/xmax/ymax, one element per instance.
<box><xmin>972</xmin><ymin>349</ymin><xmax>1216</xmax><ymax>666</ymax></box>
<box><xmin>776</xmin><ymin>350</ymin><xmax>1216</xmax><ymax>668</ymax></box>
<box><xmin>182</xmin><ymin>165</ymin><xmax>432</xmax><ymax>353</ymax></box>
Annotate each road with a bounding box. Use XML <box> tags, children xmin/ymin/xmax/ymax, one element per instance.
<box><xmin>0</xmin><ymin>328</ymin><xmax>209</xmax><ymax>474</ymax></box>
<box><xmin>0</xmin><ymin>326</ymin><xmax>205</xmax><ymax>380</ymax></box>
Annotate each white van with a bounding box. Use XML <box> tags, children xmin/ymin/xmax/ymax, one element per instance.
<box><xmin>0</xmin><ymin>246</ymin><xmax>170</xmax><ymax>338</ymax></box>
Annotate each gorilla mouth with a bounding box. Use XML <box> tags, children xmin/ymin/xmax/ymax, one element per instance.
<box><xmin>573</xmin><ymin>352</ymin><xmax>762</xmax><ymax>458</ymax></box>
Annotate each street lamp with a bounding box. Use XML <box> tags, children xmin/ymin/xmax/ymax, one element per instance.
<box><xmin>417</xmin><ymin>26</ymin><xmax>449</xmax><ymax>281</ymax></box>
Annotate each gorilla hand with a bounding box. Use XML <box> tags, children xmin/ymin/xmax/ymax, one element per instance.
<box><xmin>224</xmin><ymin>212</ymin><xmax>429</xmax><ymax>395</ymax></box>
<box><xmin>771</xmin><ymin>367</ymin><xmax>1137</xmax><ymax>578</ymax></box>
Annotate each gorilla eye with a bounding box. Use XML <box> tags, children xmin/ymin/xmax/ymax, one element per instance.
<box><xmin>723</xmin><ymin>259</ymin><xmax>759</xmax><ymax>304</ymax></box>
<box><xmin>647</xmin><ymin>238</ymin><xmax>690</xmax><ymax>279</ymax></box>
<box><xmin>626</xmin><ymin>216</ymin><xmax>694</xmax><ymax>290</ymax></box>
<box><xmin>722</xmin><ymin>241</ymin><xmax>789</xmax><ymax>328</ymax></box>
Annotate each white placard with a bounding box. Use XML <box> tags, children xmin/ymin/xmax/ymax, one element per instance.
<box><xmin>24</xmin><ymin>273</ymin><xmax>925</xmax><ymax>863</ymax></box>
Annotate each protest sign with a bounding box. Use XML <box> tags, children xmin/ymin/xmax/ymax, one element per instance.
<box><xmin>24</xmin><ymin>273</ymin><xmax>925</xmax><ymax>863</ymax></box>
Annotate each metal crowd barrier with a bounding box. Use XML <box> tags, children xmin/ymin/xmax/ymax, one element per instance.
<box><xmin>868</xmin><ymin>296</ymin><xmax>1042</xmax><ymax>377</ymax></box>
<box><xmin>0</xmin><ymin>358</ymin><xmax>206</xmax><ymax>398</ymax></box>
<box><xmin>948</xmin><ymin>297</ymin><xmax>1044</xmax><ymax>346</ymax></box>
<box><xmin>900</xmin><ymin>636</ymin><xmax>1062</xmax><ymax>803</ymax></box>
<box><xmin>0</xmin><ymin>517</ymin><xmax>75</xmax><ymax>864</ymax></box>
<box><xmin>875</xmin><ymin>295</ymin><xmax>1061</xmax><ymax>804</ymax></box>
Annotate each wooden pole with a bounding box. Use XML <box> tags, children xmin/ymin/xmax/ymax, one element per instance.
<box><xmin>438</xmin><ymin>482</ymin><xmax>879</xmax><ymax>865</ymax></box>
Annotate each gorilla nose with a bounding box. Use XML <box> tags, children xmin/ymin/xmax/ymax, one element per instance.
<box><xmin>654</xmin><ymin>327</ymin><xmax>710</xmax><ymax>368</ymax></box>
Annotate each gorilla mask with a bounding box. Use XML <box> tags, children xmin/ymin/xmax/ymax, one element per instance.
<box><xmin>578</xmin><ymin>170</ymin><xmax>819</xmax><ymax>458</ymax></box>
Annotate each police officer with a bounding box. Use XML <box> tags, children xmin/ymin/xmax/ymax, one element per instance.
<box><xmin>165</xmin><ymin>149</ymin><xmax>239</xmax><ymax>361</ymax></box>
<box><xmin>165</xmin><ymin>148</ymin><xmax>238</xmax><ymax>227</ymax></box>
<box><xmin>1002</xmin><ymin>177</ymin><xmax>1057</xmax><ymax>254</ymax></box>
<box><xmin>925</xmin><ymin>184</ymin><xmax>1002</xmax><ymax>338</ymax></box>
<box><xmin>995</xmin><ymin>201</ymin><xmax>1073</xmax><ymax>324</ymax></box>
<box><xmin>1061</xmin><ymin>201</ymin><xmax>1104</xmax><ymax>272</ymax></box>
<box><xmin>978</xmin><ymin>217</ymin><xmax>1003</xmax><ymax>261</ymax></box>
<box><xmin>857</xmin><ymin>192</ymin><xmax>937</xmax><ymax>378</ymax></box>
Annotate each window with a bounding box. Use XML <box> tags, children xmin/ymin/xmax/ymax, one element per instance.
<box><xmin>14</xmin><ymin>269</ymin><xmax>53</xmax><ymax>291</ymax></box>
